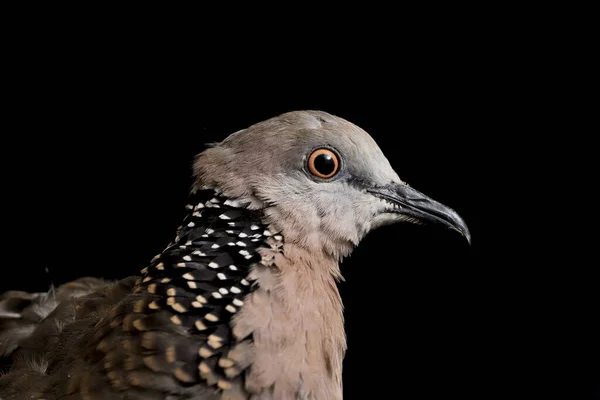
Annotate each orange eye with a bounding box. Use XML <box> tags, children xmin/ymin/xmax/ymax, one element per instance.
<box><xmin>307</xmin><ymin>148</ymin><xmax>340</xmax><ymax>179</ymax></box>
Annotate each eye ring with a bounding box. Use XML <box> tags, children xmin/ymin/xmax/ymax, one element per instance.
<box><xmin>307</xmin><ymin>148</ymin><xmax>340</xmax><ymax>179</ymax></box>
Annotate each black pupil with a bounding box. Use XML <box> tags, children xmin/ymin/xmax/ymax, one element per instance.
<box><xmin>314</xmin><ymin>153</ymin><xmax>336</xmax><ymax>176</ymax></box>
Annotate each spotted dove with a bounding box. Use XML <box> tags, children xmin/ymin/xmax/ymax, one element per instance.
<box><xmin>0</xmin><ymin>110</ymin><xmax>470</xmax><ymax>399</ymax></box>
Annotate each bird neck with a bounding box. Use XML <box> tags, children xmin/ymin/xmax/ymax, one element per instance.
<box><xmin>139</xmin><ymin>188</ymin><xmax>267</xmax><ymax>318</ymax></box>
<box><xmin>139</xmin><ymin>188</ymin><xmax>346</xmax><ymax>398</ymax></box>
<box><xmin>235</xmin><ymin>242</ymin><xmax>346</xmax><ymax>399</ymax></box>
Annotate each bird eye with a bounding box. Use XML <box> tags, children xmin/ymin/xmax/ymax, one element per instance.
<box><xmin>307</xmin><ymin>148</ymin><xmax>340</xmax><ymax>179</ymax></box>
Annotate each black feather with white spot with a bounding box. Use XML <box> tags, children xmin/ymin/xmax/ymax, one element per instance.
<box><xmin>133</xmin><ymin>189</ymin><xmax>271</xmax><ymax>388</ymax></box>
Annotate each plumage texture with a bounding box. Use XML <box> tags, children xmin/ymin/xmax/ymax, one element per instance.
<box><xmin>0</xmin><ymin>110</ymin><xmax>468</xmax><ymax>399</ymax></box>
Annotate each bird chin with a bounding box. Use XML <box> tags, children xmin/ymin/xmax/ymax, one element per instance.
<box><xmin>370</xmin><ymin>211</ymin><xmax>422</xmax><ymax>230</ymax></box>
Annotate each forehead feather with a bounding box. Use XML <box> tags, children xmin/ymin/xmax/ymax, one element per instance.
<box><xmin>197</xmin><ymin>110</ymin><xmax>399</xmax><ymax>185</ymax></box>
<box><xmin>222</xmin><ymin>111</ymin><xmax>382</xmax><ymax>161</ymax></box>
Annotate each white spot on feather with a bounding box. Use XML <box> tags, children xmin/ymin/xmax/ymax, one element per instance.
<box><xmin>196</xmin><ymin>295</ymin><xmax>208</xmax><ymax>303</ymax></box>
<box><xmin>233</xmin><ymin>299</ymin><xmax>244</xmax><ymax>307</ymax></box>
<box><xmin>149</xmin><ymin>301</ymin><xmax>160</xmax><ymax>309</ymax></box>
<box><xmin>195</xmin><ymin>320</ymin><xmax>207</xmax><ymax>330</ymax></box>
<box><xmin>205</xmin><ymin>313</ymin><xmax>218</xmax><ymax>322</ymax></box>
<box><xmin>224</xmin><ymin>199</ymin><xmax>241</xmax><ymax>207</ymax></box>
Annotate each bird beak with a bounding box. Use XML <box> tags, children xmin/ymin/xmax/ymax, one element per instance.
<box><xmin>368</xmin><ymin>183</ymin><xmax>471</xmax><ymax>244</ymax></box>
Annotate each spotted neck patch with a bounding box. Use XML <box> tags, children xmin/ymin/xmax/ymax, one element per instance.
<box><xmin>130</xmin><ymin>188</ymin><xmax>279</xmax><ymax>391</ymax></box>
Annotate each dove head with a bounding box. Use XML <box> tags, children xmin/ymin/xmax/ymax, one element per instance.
<box><xmin>193</xmin><ymin>110</ymin><xmax>469</xmax><ymax>261</ymax></box>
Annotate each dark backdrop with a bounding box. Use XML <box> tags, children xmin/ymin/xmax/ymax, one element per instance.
<box><xmin>3</xmin><ymin>57</ymin><xmax>485</xmax><ymax>398</ymax></box>
<box><xmin>3</xmin><ymin>10</ymin><xmax>598</xmax><ymax>397</ymax></box>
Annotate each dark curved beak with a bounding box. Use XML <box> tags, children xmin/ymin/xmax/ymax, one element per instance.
<box><xmin>368</xmin><ymin>183</ymin><xmax>471</xmax><ymax>244</ymax></box>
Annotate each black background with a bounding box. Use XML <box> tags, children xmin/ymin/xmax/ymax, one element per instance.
<box><xmin>3</xmin><ymin>10</ymin><xmax>598</xmax><ymax>398</ymax></box>
<box><xmin>1</xmin><ymin>24</ymin><xmax>503</xmax><ymax>399</ymax></box>
<box><xmin>3</xmin><ymin>91</ymin><xmax>484</xmax><ymax>398</ymax></box>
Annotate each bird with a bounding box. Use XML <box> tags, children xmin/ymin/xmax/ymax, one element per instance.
<box><xmin>0</xmin><ymin>110</ymin><xmax>470</xmax><ymax>400</ymax></box>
